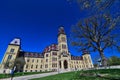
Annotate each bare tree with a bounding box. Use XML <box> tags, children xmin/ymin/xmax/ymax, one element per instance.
<box><xmin>3</xmin><ymin>57</ymin><xmax>25</xmax><ymax>72</ymax></box>
<box><xmin>71</xmin><ymin>14</ymin><xmax>120</xmax><ymax>66</ymax></box>
<box><xmin>3</xmin><ymin>59</ymin><xmax>15</xmax><ymax>69</ymax></box>
<box><xmin>68</xmin><ymin>0</ymin><xmax>120</xmax><ymax>67</ymax></box>
<box><xmin>68</xmin><ymin>0</ymin><xmax>120</xmax><ymax>14</ymax></box>
<box><xmin>14</xmin><ymin>57</ymin><xmax>26</xmax><ymax>72</ymax></box>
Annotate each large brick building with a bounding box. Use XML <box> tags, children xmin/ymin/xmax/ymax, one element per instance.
<box><xmin>1</xmin><ymin>27</ymin><xmax>93</xmax><ymax>72</ymax></box>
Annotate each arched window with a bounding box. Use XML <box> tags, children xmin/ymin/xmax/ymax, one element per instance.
<box><xmin>36</xmin><ymin>65</ymin><xmax>38</xmax><ymax>68</ymax></box>
<box><xmin>40</xmin><ymin>65</ymin><xmax>42</xmax><ymax>68</ymax></box>
<box><xmin>26</xmin><ymin>65</ymin><xmax>28</xmax><ymax>68</ymax></box>
<box><xmin>31</xmin><ymin>65</ymin><xmax>33</xmax><ymax>68</ymax></box>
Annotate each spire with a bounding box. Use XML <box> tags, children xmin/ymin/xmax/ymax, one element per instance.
<box><xmin>10</xmin><ymin>38</ymin><xmax>21</xmax><ymax>46</ymax></box>
<box><xmin>58</xmin><ymin>26</ymin><xmax>65</xmax><ymax>36</ymax></box>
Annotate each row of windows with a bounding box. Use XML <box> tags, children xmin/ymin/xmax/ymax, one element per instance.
<box><xmin>52</xmin><ymin>69</ymin><xmax>57</xmax><ymax>71</ymax></box>
<box><xmin>71</xmin><ymin>65</ymin><xmax>85</xmax><ymax>68</ymax></box>
<box><xmin>7</xmin><ymin>48</ymin><xmax>15</xmax><ymax>60</ymax></box>
<box><xmin>52</xmin><ymin>63</ymin><xmax>57</xmax><ymax>67</ymax></box>
<box><xmin>59</xmin><ymin>45</ymin><xmax>67</xmax><ymax>49</ymax></box>
<box><xmin>71</xmin><ymin>61</ymin><xmax>83</xmax><ymax>64</ymax></box>
<box><xmin>52</xmin><ymin>52</ymin><xmax>57</xmax><ymax>55</ymax></box>
<box><xmin>46</xmin><ymin>52</ymin><xmax>57</xmax><ymax>57</ymax></box>
<box><xmin>27</xmin><ymin>59</ymin><xmax>43</xmax><ymax>63</ymax></box>
<box><xmin>71</xmin><ymin>65</ymin><xmax>92</xmax><ymax>68</ymax></box>
<box><xmin>25</xmin><ymin>70</ymin><xmax>42</xmax><ymax>72</ymax></box>
<box><xmin>52</xmin><ymin>58</ymin><xmax>57</xmax><ymax>61</ymax></box>
<box><xmin>26</xmin><ymin>65</ymin><xmax>43</xmax><ymax>69</ymax></box>
<box><xmin>46</xmin><ymin>58</ymin><xmax>57</xmax><ymax>62</ymax></box>
<box><xmin>71</xmin><ymin>60</ymin><xmax>91</xmax><ymax>64</ymax></box>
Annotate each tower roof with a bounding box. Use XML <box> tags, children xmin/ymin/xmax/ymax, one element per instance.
<box><xmin>58</xmin><ymin>26</ymin><xmax>65</xmax><ymax>36</ymax></box>
<box><xmin>10</xmin><ymin>38</ymin><xmax>21</xmax><ymax>46</ymax></box>
<box><xmin>82</xmin><ymin>49</ymin><xmax>90</xmax><ymax>55</ymax></box>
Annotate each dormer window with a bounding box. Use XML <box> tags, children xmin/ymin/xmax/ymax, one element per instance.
<box><xmin>14</xmin><ymin>41</ymin><xmax>17</xmax><ymax>44</ymax></box>
<box><xmin>10</xmin><ymin>48</ymin><xmax>15</xmax><ymax>53</ymax></box>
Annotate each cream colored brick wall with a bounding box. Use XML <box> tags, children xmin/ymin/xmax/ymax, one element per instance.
<box><xmin>1</xmin><ymin>45</ymin><xmax>20</xmax><ymax>69</ymax></box>
<box><xmin>82</xmin><ymin>54</ymin><xmax>94</xmax><ymax>69</ymax></box>
<box><xmin>23</xmin><ymin>57</ymin><xmax>44</xmax><ymax>72</ymax></box>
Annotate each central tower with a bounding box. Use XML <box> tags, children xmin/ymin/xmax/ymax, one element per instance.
<box><xmin>58</xmin><ymin>27</ymin><xmax>70</xmax><ymax>71</ymax></box>
<box><xmin>58</xmin><ymin>27</ymin><xmax>68</xmax><ymax>54</ymax></box>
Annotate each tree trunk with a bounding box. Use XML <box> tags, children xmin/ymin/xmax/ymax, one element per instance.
<box><xmin>99</xmin><ymin>50</ymin><xmax>107</xmax><ymax>67</ymax></box>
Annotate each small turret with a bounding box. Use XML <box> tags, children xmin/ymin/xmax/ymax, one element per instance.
<box><xmin>58</xmin><ymin>26</ymin><xmax>65</xmax><ymax>36</ymax></box>
<box><xmin>82</xmin><ymin>49</ymin><xmax>89</xmax><ymax>55</ymax></box>
<box><xmin>82</xmin><ymin>49</ymin><xmax>93</xmax><ymax>68</ymax></box>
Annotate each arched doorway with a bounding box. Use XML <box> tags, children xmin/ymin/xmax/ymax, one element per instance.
<box><xmin>64</xmin><ymin>60</ymin><xmax>68</xmax><ymax>69</ymax></box>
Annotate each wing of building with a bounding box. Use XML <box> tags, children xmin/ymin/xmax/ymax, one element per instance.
<box><xmin>1</xmin><ymin>27</ymin><xmax>94</xmax><ymax>73</ymax></box>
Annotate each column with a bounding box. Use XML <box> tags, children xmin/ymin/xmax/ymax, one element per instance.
<box><xmin>61</xmin><ymin>61</ymin><xmax>64</xmax><ymax>70</ymax></box>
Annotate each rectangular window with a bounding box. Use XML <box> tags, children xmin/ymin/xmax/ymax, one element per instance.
<box><xmin>8</xmin><ymin>55</ymin><xmax>12</xmax><ymax>60</ymax></box>
<box><xmin>36</xmin><ymin>65</ymin><xmax>38</xmax><ymax>68</ymax></box>
<box><xmin>62</xmin><ymin>44</ymin><xmax>66</xmax><ymax>49</ymax></box>
<box><xmin>10</xmin><ymin>49</ymin><xmax>15</xmax><ymax>53</ymax></box>
<box><xmin>40</xmin><ymin>65</ymin><xmax>42</xmax><ymax>68</ymax></box>
<box><xmin>41</xmin><ymin>60</ymin><xmax>43</xmax><ymax>63</ymax></box>
<box><xmin>52</xmin><ymin>58</ymin><xmax>57</xmax><ymax>61</ymax></box>
<box><xmin>26</xmin><ymin>65</ymin><xmax>28</xmax><ymax>68</ymax></box>
<box><xmin>31</xmin><ymin>65</ymin><xmax>33</xmax><ymax>68</ymax></box>
<box><xmin>52</xmin><ymin>52</ymin><xmax>57</xmax><ymax>55</ymax></box>
<box><xmin>61</xmin><ymin>37</ymin><xmax>65</xmax><ymax>42</ymax></box>
<box><xmin>27</xmin><ymin>59</ymin><xmax>30</xmax><ymax>62</ymax></box>
<box><xmin>45</xmin><ymin>64</ymin><xmax>48</xmax><ymax>68</ymax></box>
<box><xmin>37</xmin><ymin>60</ymin><xmax>38</xmax><ymax>63</ymax></box>
<box><xmin>32</xmin><ymin>59</ymin><xmax>34</xmax><ymax>62</ymax></box>
<box><xmin>46</xmin><ymin>54</ymin><xmax>48</xmax><ymax>57</ymax></box>
<box><xmin>52</xmin><ymin>63</ymin><xmax>57</xmax><ymax>67</ymax></box>
<box><xmin>46</xmin><ymin>59</ymin><xmax>48</xmax><ymax>62</ymax></box>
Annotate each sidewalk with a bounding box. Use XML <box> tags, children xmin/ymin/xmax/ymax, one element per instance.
<box><xmin>0</xmin><ymin>72</ymin><xmax>58</xmax><ymax>80</ymax></box>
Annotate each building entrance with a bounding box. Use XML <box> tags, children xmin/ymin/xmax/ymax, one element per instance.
<box><xmin>64</xmin><ymin>60</ymin><xmax>68</xmax><ymax>69</ymax></box>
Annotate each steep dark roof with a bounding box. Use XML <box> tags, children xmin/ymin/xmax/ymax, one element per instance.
<box><xmin>43</xmin><ymin>44</ymin><xmax>58</xmax><ymax>53</ymax></box>
<box><xmin>21</xmin><ymin>51</ymin><xmax>44</xmax><ymax>58</ymax></box>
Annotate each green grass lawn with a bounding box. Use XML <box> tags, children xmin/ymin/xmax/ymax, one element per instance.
<box><xmin>0</xmin><ymin>71</ymin><xmax>52</xmax><ymax>79</ymax></box>
<box><xmin>31</xmin><ymin>69</ymin><xmax>120</xmax><ymax>80</ymax></box>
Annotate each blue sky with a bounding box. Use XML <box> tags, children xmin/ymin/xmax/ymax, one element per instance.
<box><xmin>0</xmin><ymin>0</ymin><xmax>120</xmax><ymax>63</ymax></box>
